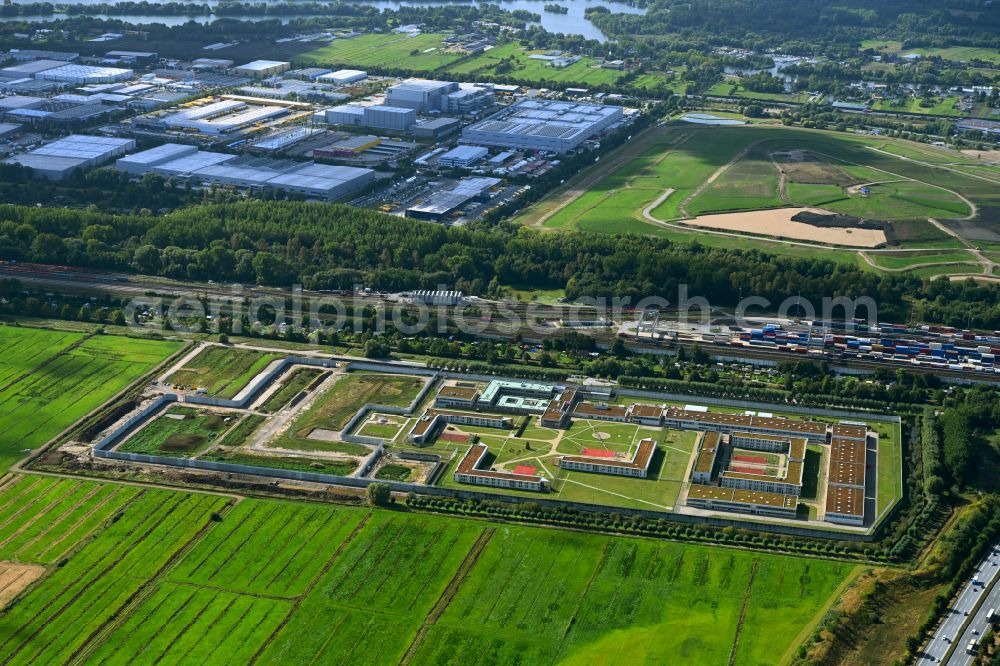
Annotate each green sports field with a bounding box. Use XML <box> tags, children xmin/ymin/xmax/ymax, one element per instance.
<box><xmin>0</xmin><ymin>476</ymin><xmax>859</xmax><ymax>665</ymax></box>
<box><xmin>0</xmin><ymin>326</ymin><xmax>182</xmax><ymax>473</ymax></box>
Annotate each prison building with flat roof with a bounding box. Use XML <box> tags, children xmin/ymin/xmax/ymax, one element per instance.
<box><xmin>407</xmin><ymin>409</ymin><xmax>511</xmax><ymax>444</ymax></box>
<box><xmin>560</xmin><ymin>438</ymin><xmax>657</xmax><ymax>478</ymax></box>
<box><xmin>572</xmin><ymin>401</ymin><xmax>629</xmax><ymax>422</ymax></box>
<box><xmin>454</xmin><ymin>443</ymin><xmax>548</xmax><ymax>491</ymax></box>
<box><xmin>629</xmin><ymin>403</ymin><xmax>664</xmax><ymax>426</ymax></box>
<box><xmin>824</xmin><ymin>436</ymin><xmax>868</xmax><ymax>526</ymax></box>
<box><xmin>662</xmin><ymin>407</ymin><xmax>827</xmax><ymax>443</ymax></box>
<box><xmin>721</xmin><ymin>452</ymin><xmax>804</xmax><ymax>496</ymax></box>
<box><xmin>832</xmin><ymin>423</ymin><xmax>868</xmax><ymax>441</ymax></box>
<box><xmin>540</xmin><ymin>388</ymin><xmax>578</xmax><ymax>429</ymax></box>
<box><xmin>435</xmin><ymin>385</ymin><xmax>480</xmax><ymax>409</ymax></box>
<box><xmin>691</xmin><ymin>431</ymin><xmax>720</xmax><ymax>484</ymax></box>
<box><xmin>825</xmin><ymin>486</ymin><xmax>865</xmax><ymax>526</ymax></box>
<box><xmin>687</xmin><ymin>484</ymin><xmax>798</xmax><ymax>518</ymax></box>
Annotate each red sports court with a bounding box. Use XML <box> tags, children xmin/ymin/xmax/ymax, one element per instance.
<box><xmin>582</xmin><ymin>448</ymin><xmax>616</xmax><ymax>458</ymax></box>
<box><xmin>513</xmin><ymin>465</ymin><xmax>538</xmax><ymax>475</ymax></box>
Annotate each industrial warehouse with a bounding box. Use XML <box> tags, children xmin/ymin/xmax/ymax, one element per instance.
<box><xmin>115</xmin><ymin>143</ymin><xmax>374</xmax><ymax>199</ymax></box>
<box><xmin>6</xmin><ymin>134</ymin><xmax>135</xmax><ymax>180</ymax></box>
<box><xmin>462</xmin><ymin>99</ymin><xmax>624</xmax><ymax>153</ymax></box>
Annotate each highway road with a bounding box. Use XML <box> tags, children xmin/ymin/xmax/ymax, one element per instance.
<box><xmin>919</xmin><ymin>542</ymin><xmax>1000</xmax><ymax>665</ymax></box>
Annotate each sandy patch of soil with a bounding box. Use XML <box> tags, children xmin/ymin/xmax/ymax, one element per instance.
<box><xmin>682</xmin><ymin>207</ymin><xmax>887</xmax><ymax>247</ymax></box>
<box><xmin>0</xmin><ymin>561</ymin><xmax>46</xmax><ymax>609</ymax></box>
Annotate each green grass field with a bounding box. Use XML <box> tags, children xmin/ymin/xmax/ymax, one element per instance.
<box><xmin>0</xmin><ymin>326</ymin><xmax>182</xmax><ymax>473</ymax></box>
<box><xmin>167</xmin><ymin>346</ymin><xmax>281</xmax><ymax>398</ymax></box>
<box><xmin>118</xmin><ymin>406</ymin><xmax>233</xmax><ymax>457</ymax></box>
<box><xmin>268</xmin><ymin>372</ymin><xmax>425</xmax><ymax>453</ymax></box>
<box><xmin>862</xmin><ymin>40</ymin><xmax>1000</xmax><ymax>66</ymax></box>
<box><xmin>260</xmin><ymin>367</ymin><xmax>325</xmax><ymax>413</ymax></box>
<box><xmin>0</xmin><ymin>476</ymin><xmax>860</xmax><ymax>664</ymax></box>
<box><xmin>871</xmin><ymin>96</ymin><xmax>967</xmax><ymax>118</ymax></box>
<box><xmin>868</xmin><ymin>250</ymin><xmax>977</xmax><ymax>270</ymax></box>
<box><xmin>445</xmin><ymin>42</ymin><xmax>628</xmax><ymax>87</ymax></box>
<box><xmin>522</xmin><ymin>124</ymin><xmax>997</xmax><ymax>259</ymax></box>
<box><xmin>298</xmin><ymin>32</ymin><xmax>464</xmax><ymax>72</ymax></box>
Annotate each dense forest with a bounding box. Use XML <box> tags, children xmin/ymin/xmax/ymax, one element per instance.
<box><xmin>3</xmin><ymin>201</ymin><xmax>1000</xmax><ymax>329</ymax></box>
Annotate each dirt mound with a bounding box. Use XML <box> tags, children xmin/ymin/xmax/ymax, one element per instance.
<box><xmin>162</xmin><ymin>433</ymin><xmax>207</xmax><ymax>451</ymax></box>
<box><xmin>791</xmin><ymin>210</ymin><xmax>889</xmax><ymax>230</ymax></box>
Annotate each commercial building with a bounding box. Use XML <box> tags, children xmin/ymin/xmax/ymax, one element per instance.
<box><xmin>35</xmin><ymin>64</ymin><xmax>133</xmax><ymax>84</ymax></box>
<box><xmin>115</xmin><ymin>142</ymin><xmax>198</xmax><ymax>175</ymax></box>
<box><xmin>462</xmin><ymin>100</ymin><xmax>623</xmax><ymax>153</ymax></box>
<box><xmin>159</xmin><ymin>99</ymin><xmax>288</xmax><ymax>134</ymax></box>
<box><xmin>318</xmin><ymin>69</ymin><xmax>367</xmax><ymax>85</ymax></box>
<box><xmin>314</xmin><ymin>135</ymin><xmax>381</xmax><ymax>158</ymax></box>
<box><xmin>412</xmin><ymin>117</ymin><xmax>460</xmax><ymax>139</ymax></box>
<box><xmin>0</xmin><ymin>59</ymin><xmax>68</xmax><ymax>78</ymax></box>
<box><xmin>104</xmin><ymin>50</ymin><xmax>157</xmax><ymax>64</ymax></box>
<box><xmin>234</xmin><ymin>60</ymin><xmax>290</xmax><ymax>78</ymax></box>
<box><xmin>9</xmin><ymin>134</ymin><xmax>135</xmax><ymax>180</ymax></box>
<box><xmin>443</xmin><ymin>85</ymin><xmax>495</xmax><ymax>115</ymax></box>
<box><xmin>560</xmin><ymin>438</ymin><xmax>657</xmax><ymax>478</ymax></box>
<box><xmin>687</xmin><ymin>485</ymin><xmax>798</xmax><ymax>518</ymax></box>
<box><xmin>454</xmin><ymin>443</ymin><xmax>548</xmax><ymax>491</ymax></box>
<box><xmin>322</xmin><ymin>104</ymin><xmax>416</xmax><ymax>131</ymax></box>
<box><xmin>115</xmin><ymin>144</ymin><xmax>374</xmax><ymax>199</ymax></box>
<box><xmin>0</xmin><ymin>123</ymin><xmax>22</xmax><ymax>139</ymax></box>
<box><xmin>405</xmin><ymin>176</ymin><xmax>501</xmax><ymax>221</ymax></box>
<box><xmin>8</xmin><ymin>50</ymin><xmax>78</xmax><ymax>62</ymax></box>
<box><xmin>410</xmin><ymin>290</ymin><xmax>463</xmax><ymax>306</ymax></box>
<box><xmin>364</xmin><ymin>105</ymin><xmax>416</xmax><ymax>131</ymax></box>
<box><xmin>437</xmin><ymin>145</ymin><xmax>488</xmax><ymax>168</ymax></box>
<box><xmin>387</xmin><ymin>79</ymin><xmax>458</xmax><ymax>111</ymax></box>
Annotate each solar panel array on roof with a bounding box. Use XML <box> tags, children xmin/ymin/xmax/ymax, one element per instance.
<box><xmin>462</xmin><ymin>99</ymin><xmax>622</xmax><ymax>153</ymax></box>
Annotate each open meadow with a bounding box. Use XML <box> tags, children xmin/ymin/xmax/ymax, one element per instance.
<box><xmin>0</xmin><ymin>326</ymin><xmax>181</xmax><ymax>473</ymax></box>
<box><xmin>517</xmin><ymin>124</ymin><xmax>999</xmax><ymax>273</ymax></box>
<box><xmin>298</xmin><ymin>32</ymin><xmax>464</xmax><ymax>72</ymax></box>
<box><xmin>166</xmin><ymin>346</ymin><xmax>282</xmax><ymax>398</ymax></box>
<box><xmin>0</xmin><ymin>477</ymin><xmax>860</xmax><ymax>665</ymax></box>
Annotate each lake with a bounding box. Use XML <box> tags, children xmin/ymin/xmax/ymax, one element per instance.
<box><xmin>2</xmin><ymin>0</ymin><xmax>646</xmax><ymax>41</ymax></box>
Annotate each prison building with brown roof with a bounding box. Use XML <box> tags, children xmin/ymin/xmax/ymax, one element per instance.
<box><xmin>540</xmin><ymin>388</ymin><xmax>578</xmax><ymax>429</ymax></box>
<box><xmin>560</xmin><ymin>438</ymin><xmax>658</xmax><ymax>478</ymax></box>
<box><xmin>435</xmin><ymin>385</ymin><xmax>480</xmax><ymax>409</ymax></box>
<box><xmin>824</xmin><ymin>436</ymin><xmax>869</xmax><ymax>526</ymax></box>
<box><xmin>721</xmin><ymin>459</ymin><xmax>804</xmax><ymax>496</ymax></box>
<box><xmin>628</xmin><ymin>403</ymin><xmax>664</xmax><ymax>426</ymax></box>
<box><xmin>454</xmin><ymin>443</ymin><xmax>548</xmax><ymax>491</ymax></box>
<box><xmin>662</xmin><ymin>407</ymin><xmax>827</xmax><ymax>444</ymax></box>
<box><xmin>573</xmin><ymin>401</ymin><xmax>630</xmax><ymax>423</ymax></box>
<box><xmin>825</xmin><ymin>485</ymin><xmax>864</xmax><ymax>526</ymax></box>
<box><xmin>407</xmin><ymin>409</ymin><xmax>512</xmax><ymax>444</ymax></box>
<box><xmin>691</xmin><ymin>431</ymin><xmax>720</xmax><ymax>484</ymax></box>
<box><xmin>832</xmin><ymin>423</ymin><xmax>868</xmax><ymax>441</ymax></box>
<box><xmin>687</xmin><ymin>484</ymin><xmax>798</xmax><ymax>518</ymax></box>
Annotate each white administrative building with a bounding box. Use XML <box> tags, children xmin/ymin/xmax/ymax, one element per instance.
<box><xmin>462</xmin><ymin>99</ymin><xmax>622</xmax><ymax>153</ymax></box>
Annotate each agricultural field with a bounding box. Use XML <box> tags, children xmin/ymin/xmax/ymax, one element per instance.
<box><xmin>166</xmin><ymin>346</ymin><xmax>282</xmax><ymax>398</ymax></box>
<box><xmin>0</xmin><ymin>474</ymin><xmax>863</xmax><ymax>664</ymax></box>
<box><xmin>519</xmin><ymin>124</ymin><xmax>999</xmax><ymax>259</ymax></box>
<box><xmin>0</xmin><ymin>481</ymin><xmax>228</xmax><ymax>665</ymax></box>
<box><xmin>298</xmin><ymin>32</ymin><xmax>464</xmax><ymax>72</ymax></box>
<box><xmin>118</xmin><ymin>405</ymin><xmax>237</xmax><ymax>457</ymax></box>
<box><xmin>417</xmin><ymin>524</ymin><xmax>857</xmax><ymax>665</ymax></box>
<box><xmin>0</xmin><ymin>326</ymin><xmax>182</xmax><ymax>473</ymax></box>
